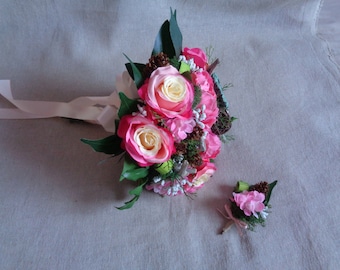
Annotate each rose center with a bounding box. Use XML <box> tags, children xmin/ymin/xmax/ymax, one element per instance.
<box><xmin>135</xmin><ymin>126</ymin><xmax>161</xmax><ymax>156</ymax></box>
<box><xmin>160</xmin><ymin>76</ymin><xmax>186</xmax><ymax>102</ymax></box>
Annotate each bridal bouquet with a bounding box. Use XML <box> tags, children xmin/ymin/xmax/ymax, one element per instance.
<box><xmin>81</xmin><ymin>9</ymin><xmax>234</xmax><ymax>209</ymax></box>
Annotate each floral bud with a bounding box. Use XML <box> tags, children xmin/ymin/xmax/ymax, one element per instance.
<box><xmin>235</xmin><ymin>181</ymin><xmax>249</xmax><ymax>192</ymax></box>
<box><xmin>154</xmin><ymin>160</ymin><xmax>173</xmax><ymax>175</ymax></box>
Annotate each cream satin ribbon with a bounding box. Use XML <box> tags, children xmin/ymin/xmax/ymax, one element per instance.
<box><xmin>218</xmin><ymin>204</ymin><xmax>248</xmax><ymax>235</ymax></box>
<box><xmin>0</xmin><ymin>80</ymin><xmax>121</xmax><ymax>133</ymax></box>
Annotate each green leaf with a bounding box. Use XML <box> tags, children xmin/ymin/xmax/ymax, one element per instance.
<box><xmin>169</xmin><ymin>8</ymin><xmax>182</xmax><ymax>57</ymax></box>
<box><xmin>179</xmin><ymin>62</ymin><xmax>190</xmax><ymax>74</ymax></box>
<box><xmin>119</xmin><ymin>155</ymin><xmax>149</xmax><ymax>181</ymax></box>
<box><xmin>192</xmin><ymin>85</ymin><xmax>202</xmax><ymax>108</ymax></box>
<box><xmin>116</xmin><ymin>195</ymin><xmax>139</xmax><ymax>210</ymax></box>
<box><xmin>152</xmin><ymin>9</ymin><xmax>182</xmax><ymax>58</ymax></box>
<box><xmin>264</xmin><ymin>180</ymin><xmax>278</xmax><ymax>205</ymax></box>
<box><xmin>152</xmin><ymin>20</ymin><xmax>175</xmax><ymax>58</ymax></box>
<box><xmin>180</xmin><ymin>71</ymin><xmax>192</xmax><ymax>82</ymax></box>
<box><xmin>81</xmin><ymin>135</ymin><xmax>123</xmax><ymax>155</ymax></box>
<box><xmin>129</xmin><ymin>184</ymin><xmax>144</xmax><ymax>196</ymax></box>
<box><xmin>169</xmin><ymin>56</ymin><xmax>180</xmax><ymax>70</ymax></box>
<box><xmin>125</xmin><ymin>62</ymin><xmax>146</xmax><ymax>89</ymax></box>
<box><xmin>123</xmin><ymin>54</ymin><xmax>144</xmax><ymax>89</ymax></box>
<box><xmin>117</xmin><ymin>92</ymin><xmax>138</xmax><ymax>119</ymax></box>
<box><xmin>116</xmin><ymin>179</ymin><xmax>147</xmax><ymax>210</ymax></box>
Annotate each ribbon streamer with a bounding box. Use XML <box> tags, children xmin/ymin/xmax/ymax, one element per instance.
<box><xmin>218</xmin><ymin>204</ymin><xmax>248</xmax><ymax>235</ymax></box>
<box><xmin>0</xmin><ymin>80</ymin><xmax>120</xmax><ymax>133</ymax></box>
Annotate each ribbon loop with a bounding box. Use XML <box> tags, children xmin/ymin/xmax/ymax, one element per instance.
<box><xmin>0</xmin><ymin>80</ymin><xmax>119</xmax><ymax>132</ymax></box>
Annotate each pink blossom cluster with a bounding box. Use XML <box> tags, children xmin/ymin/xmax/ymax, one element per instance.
<box><xmin>232</xmin><ymin>191</ymin><xmax>266</xmax><ymax>218</ymax></box>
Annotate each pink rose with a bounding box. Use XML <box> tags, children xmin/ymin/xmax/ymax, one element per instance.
<box><xmin>165</xmin><ymin>117</ymin><xmax>196</xmax><ymax>142</ymax></box>
<box><xmin>201</xmin><ymin>131</ymin><xmax>221</xmax><ymax>161</ymax></box>
<box><xmin>189</xmin><ymin>162</ymin><xmax>216</xmax><ymax>189</ymax></box>
<box><xmin>198</xmin><ymin>91</ymin><xmax>218</xmax><ymax>128</ymax></box>
<box><xmin>192</xmin><ymin>71</ymin><xmax>218</xmax><ymax>127</ymax></box>
<box><xmin>232</xmin><ymin>191</ymin><xmax>265</xmax><ymax>218</ymax></box>
<box><xmin>138</xmin><ymin>66</ymin><xmax>194</xmax><ymax>119</ymax></box>
<box><xmin>183</xmin><ymin>47</ymin><xmax>208</xmax><ymax>69</ymax></box>
<box><xmin>117</xmin><ymin>115</ymin><xmax>175</xmax><ymax>167</ymax></box>
<box><xmin>192</xmin><ymin>71</ymin><xmax>215</xmax><ymax>96</ymax></box>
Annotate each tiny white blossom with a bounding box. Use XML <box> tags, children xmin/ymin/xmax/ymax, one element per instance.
<box><xmin>260</xmin><ymin>207</ymin><xmax>269</xmax><ymax>219</ymax></box>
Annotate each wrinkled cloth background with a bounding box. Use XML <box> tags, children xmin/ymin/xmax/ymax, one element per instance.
<box><xmin>0</xmin><ymin>0</ymin><xmax>339</xmax><ymax>269</ymax></box>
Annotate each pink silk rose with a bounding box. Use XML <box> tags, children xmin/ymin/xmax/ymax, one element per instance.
<box><xmin>188</xmin><ymin>162</ymin><xmax>216</xmax><ymax>190</ymax></box>
<box><xmin>198</xmin><ymin>91</ymin><xmax>219</xmax><ymax>128</ymax></box>
<box><xmin>192</xmin><ymin>71</ymin><xmax>218</xmax><ymax>128</ymax></box>
<box><xmin>138</xmin><ymin>65</ymin><xmax>194</xmax><ymax>119</ymax></box>
<box><xmin>192</xmin><ymin>71</ymin><xmax>215</xmax><ymax>96</ymax></box>
<box><xmin>117</xmin><ymin>114</ymin><xmax>175</xmax><ymax>167</ymax></box>
<box><xmin>183</xmin><ymin>47</ymin><xmax>208</xmax><ymax>70</ymax></box>
<box><xmin>232</xmin><ymin>191</ymin><xmax>265</xmax><ymax>218</ymax></box>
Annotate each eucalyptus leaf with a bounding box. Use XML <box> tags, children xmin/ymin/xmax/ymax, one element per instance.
<box><xmin>81</xmin><ymin>135</ymin><xmax>123</xmax><ymax>155</ymax></box>
<box><xmin>117</xmin><ymin>92</ymin><xmax>138</xmax><ymax>119</ymax></box>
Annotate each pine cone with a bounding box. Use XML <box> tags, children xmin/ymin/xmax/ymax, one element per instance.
<box><xmin>249</xmin><ymin>181</ymin><xmax>269</xmax><ymax>194</ymax></box>
<box><xmin>189</xmin><ymin>153</ymin><xmax>203</xmax><ymax>167</ymax></box>
<box><xmin>175</xmin><ymin>142</ymin><xmax>187</xmax><ymax>155</ymax></box>
<box><xmin>211</xmin><ymin>109</ymin><xmax>232</xmax><ymax>135</ymax></box>
<box><xmin>143</xmin><ymin>52</ymin><xmax>169</xmax><ymax>78</ymax></box>
<box><xmin>187</xmin><ymin>126</ymin><xmax>204</xmax><ymax>141</ymax></box>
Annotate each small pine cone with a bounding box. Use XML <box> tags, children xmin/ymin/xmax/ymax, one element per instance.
<box><xmin>249</xmin><ymin>181</ymin><xmax>269</xmax><ymax>194</ymax></box>
<box><xmin>187</xmin><ymin>126</ymin><xmax>204</xmax><ymax>141</ymax></box>
<box><xmin>211</xmin><ymin>109</ymin><xmax>232</xmax><ymax>135</ymax></box>
<box><xmin>190</xmin><ymin>154</ymin><xmax>203</xmax><ymax>167</ymax></box>
<box><xmin>143</xmin><ymin>52</ymin><xmax>169</xmax><ymax>78</ymax></box>
<box><xmin>175</xmin><ymin>142</ymin><xmax>187</xmax><ymax>155</ymax></box>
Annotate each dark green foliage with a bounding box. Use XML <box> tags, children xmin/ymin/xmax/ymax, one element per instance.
<box><xmin>116</xmin><ymin>180</ymin><xmax>147</xmax><ymax>210</ymax></box>
<box><xmin>80</xmin><ymin>135</ymin><xmax>123</xmax><ymax>155</ymax></box>
<box><xmin>264</xmin><ymin>180</ymin><xmax>278</xmax><ymax>205</ymax></box>
<box><xmin>192</xmin><ymin>85</ymin><xmax>202</xmax><ymax>108</ymax></box>
<box><xmin>123</xmin><ymin>54</ymin><xmax>145</xmax><ymax>89</ymax></box>
<box><xmin>119</xmin><ymin>155</ymin><xmax>149</xmax><ymax>181</ymax></box>
<box><xmin>117</xmin><ymin>92</ymin><xmax>139</xmax><ymax>119</ymax></box>
<box><xmin>152</xmin><ymin>8</ymin><xmax>182</xmax><ymax>58</ymax></box>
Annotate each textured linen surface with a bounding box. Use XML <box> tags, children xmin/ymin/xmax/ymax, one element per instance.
<box><xmin>0</xmin><ymin>0</ymin><xmax>339</xmax><ymax>269</ymax></box>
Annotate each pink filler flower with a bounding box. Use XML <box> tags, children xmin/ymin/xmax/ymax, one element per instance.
<box><xmin>232</xmin><ymin>191</ymin><xmax>265</xmax><ymax>218</ymax></box>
